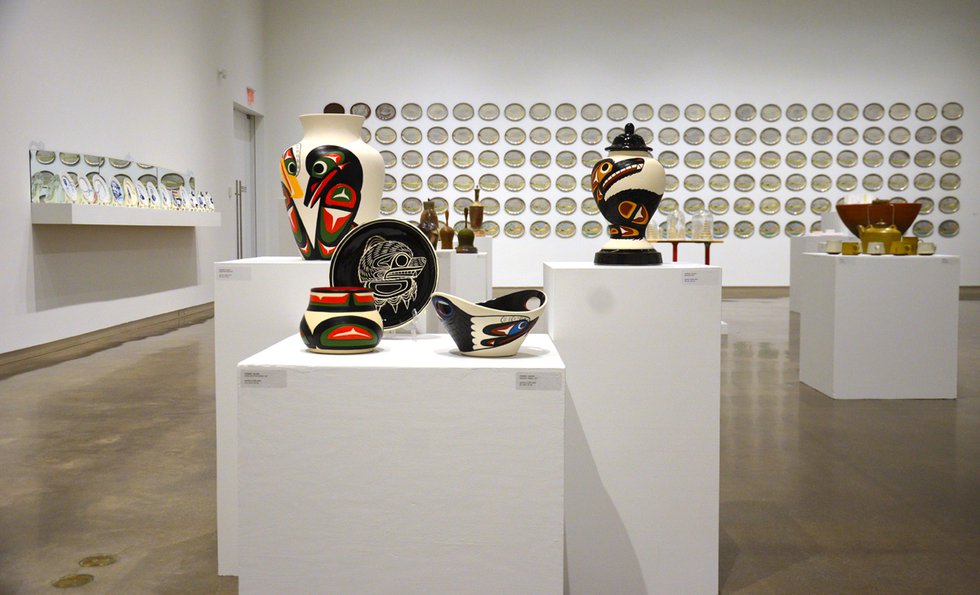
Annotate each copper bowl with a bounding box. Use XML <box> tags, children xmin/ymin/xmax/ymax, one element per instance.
<box><xmin>836</xmin><ymin>202</ymin><xmax>922</xmax><ymax>237</ymax></box>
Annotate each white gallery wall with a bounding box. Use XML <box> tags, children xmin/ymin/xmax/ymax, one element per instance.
<box><xmin>261</xmin><ymin>0</ymin><xmax>978</xmax><ymax>287</ymax></box>
<box><xmin>0</xmin><ymin>0</ymin><xmax>265</xmax><ymax>353</ymax></box>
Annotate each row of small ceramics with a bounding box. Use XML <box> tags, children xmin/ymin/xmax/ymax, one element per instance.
<box><xmin>32</xmin><ymin>170</ymin><xmax>214</xmax><ymax>210</ymax></box>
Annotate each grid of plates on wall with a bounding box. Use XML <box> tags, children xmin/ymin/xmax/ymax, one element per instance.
<box><xmin>352</xmin><ymin>101</ymin><xmax>963</xmax><ymax>240</ymax></box>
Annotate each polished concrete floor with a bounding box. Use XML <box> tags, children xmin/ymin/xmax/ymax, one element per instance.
<box><xmin>0</xmin><ymin>298</ymin><xmax>977</xmax><ymax>593</ymax></box>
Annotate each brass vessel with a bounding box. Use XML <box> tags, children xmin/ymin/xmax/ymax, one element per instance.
<box><xmin>858</xmin><ymin>221</ymin><xmax>901</xmax><ymax>254</ymax></box>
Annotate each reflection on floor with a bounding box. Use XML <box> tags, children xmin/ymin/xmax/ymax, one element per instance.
<box><xmin>0</xmin><ymin>298</ymin><xmax>977</xmax><ymax>592</ymax></box>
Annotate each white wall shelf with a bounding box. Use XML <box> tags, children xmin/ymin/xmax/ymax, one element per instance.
<box><xmin>31</xmin><ymin>203</ymin><xmax>221</xmax><ymax>227</ymax></box>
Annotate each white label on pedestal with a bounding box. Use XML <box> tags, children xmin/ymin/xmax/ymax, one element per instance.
<box><xmin>681</xmin><ymin>270</ymin><xmax>719</xmax><ymax>286</ymax></box>
<box><xmin>217</xmin><ymin>266</ymin><xmax>251</xmax><ymax>281</ymax></box>
<box><xmin>240</xmin><ymin>369</ymin><xmax>286</xmax><ymax>388</ymax></box>
<box><xmin>516</xmin><ymin>371</ymin><xmax>563</xmax><ymax>391</ymax></box>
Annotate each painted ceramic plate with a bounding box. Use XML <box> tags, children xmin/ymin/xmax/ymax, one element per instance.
<box><xmin>556</xmin><ymin>221</ymin><xmax>576</xmax><ymax>238</ymax></box>
<box><xmin>812</xmin><ymin>103</ymin><xmax>834</xmax><ymax>121</ymax></box>
<box><xmin>785</xmin><ymin>221</ymin><xmax>806</xmax><ymax>237</ymax></box>
<box><xmin>504</xmin><ymin>174</ymin><xmax>525</xmax><ymax>192</ymax></box>
<box><xmin>709</xmin><ymin>127</ymin><xmax>730</xmax><ymax>144</ymax></box>
<box><xmin>659</xmin><ymin>128</ymin><xmax>680</xmax><ymax>145</ymax></box>
<box><xmin>505</xmin><ymin>127</ymin><xmax>527</xmax><ymax>144</ymax></box>
<box><xmin>735</xmin><ymin>104</ymin><xmax>756</xmax><ymax>121</ymax></box>
<box><xmin>709</xmin><ymin>174</ymin><xmax>730</xmax><ymax>191</ymax></box>
<box><xmin>837</xmin><ymin>103</ymin><xmax>859</xmax><ymax>120</ymax></box>
<box><xmin>811</xmin><ymin>151</ymin><xmax>832</xmax><ymax>168</ymax></box>
<box><xmin>376</xmin><ymin>103</ymin><xmax>396</xmax><ymax>120</ymax></box>
<box><xmin>431</xmin><ymin>197</ymin><xmax>449</xmax><ymax>214</ymax></box>
<box><xmin>913</xmin><ymin>150</ymin><xmax>934</xmax><ymax>167</ymax></box>
<box><xmin>504</xmin><ymin>197</ymin><xmax>526</xmax><ymax>215</ymax></box>
<box><xmin>556</xmin><ymin>197</ymin><xmax>577</xmax><ymax>215</ymax></box>
<box><xmin>760</xmin><ymin>104</ymin><xmax>781</xmax><ymax>121</ymax></box>
<box><xmin>709</xmin><ymin>151</ymin><xmax>730</xmax><ymax>168</ymax></box>
<box><xmin>684</xmin><ymin>197</ymin><xmax>705</xmax><ymax>214</ymax></box>
<box><xmin>684</xmin><ymin>127</ymin><xmax>705</xmax><ymax>145</ymax></box>
<box><xmin>633</xmin><ymin>103</ymin><xmax>654</xmax><ymax>121</ymax></box>
<box><xmin>787</xmin><ymin>127</ymin><xmax>807</xmax><ymax>144</ymax></box>
<box><xmin>786</xmin><ymin>174</ymin><xmax>807</xmax><ymax>192</ymax></box>
<box><xmin>428</xmin><ymin>174</ymin><xmax>449</xmax><ymax>191</ymax></box>
<box><xmin>530</xmin><ymin>127</ymin><xmax>551</xmax><ymax>144</ymax></box>
<box><xmin>734</xmin><ymin>128</ymin><xmax>756</xmax><ymax>145</ymax></box>
<box><xmin>684</xmin><ymin>151</ymin><xmax>704</xmax><ymax>168</ymax></box>
<box><xmin>504</xmin><ymin>103</ymin><xmax>526</xmax><ymax>121</ymax></box>
<box><xmin>837</xmin><ymin>174</ymin><xmax>857</xmax><ymax>191</ymax></box>
<box><xmin>582</xmin><ymin>198</ymin><xmax>599</xmax><ymax>215</ymax></box>
<box><xmin>786</xmin><ymin>104</ymin><xmax>807</xmax><ymax>121</ymax></box>
<box><xmin>940</xmin><ymin>173</ymin><xmax>960</xmax><ymax>191</ymax></box>
<box><xmin>145</xmin><ymin>182</ymin><xmax>161</xmax><ymax>208</ymax></box>
<box><xmin>659</xmin><ymin>151</ymin><xmax>679</xmax><ymax>168</ymax></box>
<box><xmin>504</xmin><ymin>220</ymin><xmax>525</xmax><ymax>238</ymax></box>
<box><xmin>916</xmin><ymin>103</ymin><xmax>937</xmax><ymax>121</ymax></box>
<box><xmin>915</xmin><ymin>126</ymin><xmax>936</xmax><ymax>144</ymax></box>
<box><xmin>836</xmin><ymin>150</ymin><xmax>857</xmax><ymax>167</ymax></box>
<box><xmin>360</xmin><ymin>128</ymin><xmax>371</xmax><ymax>143</ymax></box>
<box><xmin>733</xmin><ymin>197</ymin><xmax>754</xmax><ymax>215</ymax></box>
<box><xmin>735</xmin><ymin>151</ymin><xmax>755</xmax><ymax>168</ymax></box>
<box><xmin>530</xmin><ymin>174</ymin><xmax>551</xmax><ymax>191</ymax></box>
<box><xmin>478</xmin><ymin>103</ymin><xmax>500</xmax><ymax>120</ymax></box>
<box><xmin>659</xmin><ymin>104</ymin><xmax>680</xmax><ymax>121</ymax></box>
<box><xmin>734</xmin><ymin>221</ymin><xmax>755</xmax><ymax>238</ymax></box>
<box><xmin>912</xmin><ymin>220</ymin><xmax>934</xmax><ymax>237</ymax></box>
<box><xmin>401</xmin><ymin>174</ymin><xmax>422</xmax><ymax>191</ymax></box>
<box><xmin>453</xmin><ymin>197</ymin><xmax>472</xmax><ymax>215</ymax></box>
<box><xmin>760</xmin><ymin>221</ymin><xmax>780</xmax><ymax>238</ymax></box>
<box><xmin>811</xmin><ymin>174</ymin><xmax>832</xmax><ymax>192</ymax></box>
<box><xmin>478</xmin><ymin>127</ymin><xmax>499</xmax><ymax>144</ymax></box>
<box><xmin>401</xmin><ymin>103</ymin><xmax>422</xmax><ymax>120</ymax></box>
<box><xmin>135</xmin><ymin>181</ymin><xmax>150</xmax><ymax>207</ymax></box>
<box><xmin>401</xmin><ymin>127</ymin><xmax>422</xmax><ymax>144</ymax></box>
<box><xmin>863</xmin><ymin>150</ymin><xmax>884</xmax><ymax>167</ymax></box>
<box><xmin>810</xmin><ymin>221</ymin><xmax>823</xmax><ymax>233</ymax></box>
<box><xmin>685</xmin><ymin>104</ymin><xmax>706</xmax><ymax>121</ymax></box>
<box><xmin>379</xmin><ymin>197</ymin><xmax>397</xmax><ymax>215</ymax></box>
<box><xmin>886</xmin><ymin>127</ymin><xmax>910</xmax><ymax>144</ymax></box>
<box><xmin>60</xmin><ymin>152</ymin><xmax>81</xmax><ymax>166</ymax></box>
<box><xmin>530</xmin><ymin>197</ymin><xmax>551</xmax><ymax>215</ymax></box>
<box><xmin>938</xmin><ymin>196</ymin><xmax>959</xmax><ymax>214</ymax></box>
<box><xmin>380</xmin><ymin>150</ymin><xmax>396</xmax><ymax>168</ymax></box>
<box><xmin>453</xmin><ymin>103</ymin><xmax>475</xmax><ymax>121</ymax></box>
<box><xmin>582</xmin><ymin>103</ymin><xmax>603</xmax><ymax>121</ymax></box>
<box><xmin>503</xmin><ymin>150</ymin><xmax>525</xmax><ymax>167</ymax></box>
<box><xmin>382</xmin><ymin>173</ymin><xmax>396</xmax><ymax>191</ymax></box>
<box><xmin>453</xmin><ymin>151</ymin><xmax>474</xmax><ymax>168</ymax></box>
<box><xmin>664</xmin><ymin>175</ymin><xmax>679</xmax><ymax>192</ymax></box>
<box><xmin>837</xmin><ymin>127</ymin><xmax>858</xmax><ymax>145</ymax></box>
<box><xmin>452</xmin><ymin>127</ymin><xmax>474</xmax><ymax>144</ymax></box>
<box><xmin>330</xmin><ymin>219</ymin><xmax>438</xmax><ymax>330</ymax></box>
<box><xmin>478</xmin><ymin>150</ymin><xmax>499</xmax><ymax>167</ymax></box>
<box><xmin>658</xmin><ymin>198</ymin><xmax>679</xmax><ymax>214</ymax></box>
<box><xmin>582</xmin><ymin>220</ymin><xmax>603</xmax><ymax>238</ymax></box>
<box><xmin>556</xmin><ymin>151</ymin><xmax>577</xmax><ymax>168</ymax></box>
<box><xmin>889</xmin><ymin>103</ymin><xmax>910</xmax><ymax>120</ymax></box>
<box><xmin>122</xmin><ymin>177</ymin><xmax>139</xmax><ymax>206</ymax></box>
<box><xmin>760</xmin><ymin>175</ymin><xmax>781</xmax><ymax>192</ymax></box>
<box><xmin>155</xmin><ymin>179</ymin><xmax>171</xmax><ymax>208</ymax></box>
<box><xmin>556</xmin><ymin>174</ymin><xmax>576</xmax><ymax>192</ymax></box>
<box><xmin>784</xmin><ymin>197</ymin><xmax>806</xmax><ymax>215</ymax></box>
<box><xmin>82</xmin><ymin>154</ymin><xmax>104</xmax><ymax>167</ymax></box>
<box><xmin>914</xmin><ymin>173</ymin><xmax>935</xmax><ymax>191</ymax></box>
<box><xmin>481</xmin><ymin>197</ymin><xmax>500</xmax><ymax>215</ymax></box>
<box><xmin>425</xmin><ymin>151</ymin><xmax>449</xmax><ymax>169</ymax></box>
<box><xmin>884</xmin><ymin>150</ymin><xmax>908</xmax><ymax>168</ymax></box>
<box><xmin>709</xmin><ymin>104</ymin><xmax>731</xmax><ymax>121</ymax></box>
<box><xmin>863</xmin><ymin>103</ymin><xmax>884</xmax><ymax>121</ymax></box>
<box><xmin>556</xmin><ymin>127</ymin><xmax>577</xmax><ymax>144</ymax></box>
<box><xmin>479</xmin><ymin>173</ymin><xmax>500</xmax><ymax>191</ymax></box>
<box><xmin>684</xmin><ymin>174</ymin><xmax>704</xmax><ymax>191</ymax></box>
<box><xmin>713</xmin><ymin>220</ymin><xmax>730</xmax><ymax>238</ymax></box>
<box><xmin>938</xmin><ymin>220</ymin><xmax>959</xmax><ymax>238</ymax></box>
<box><xmin>108</xmin><ymin>177</ymin><xmax>124</xmax><ymax>206</ymax></box>
<box><xmin>556</xmin><ymin>103</ymin><xmax>577</xmax><ymax>120</ymax></box>
<box><xmin>915</xmin><ymin>197</ymin><xmax>935</xmax><ymax>215</ymax></box>
<box><xmin>708</xmin><ymin>197</ymin><xmax>729</xmax><ymax>215</ymax></box>
<box><xmin>863</xmin><ymin>174</ymin><xmax>883</xmax><ymax>191</ymax></box>
<box><xmin>940</xmin><ymin>150</ymin><xmax>960</xmax><ymax>167</ymax></box>
<box><xmin>428</xmin><ymin>127</ymin><xmax>449</xmax><ymax>144</ymax></box>
<box><xmin>402</xmin><ymin>150</ymin><xmax>423</xmax><ymax>168</ymax></box>
<box><xmin>427</xmin><ymin>103</ymin><xmax>448</xmax><ymax>120</ymax></box>
<box><xmin>58</xmin><ymin>173</ymin><xmax>78</xmax><ymax>203</ymax></box>
<box><xmin>35</xmin><ymin>150</ymin><xmax>56</xmax><ymax>165</ymax></box>
<box><xmin>734</xmin><ymin>174</ymin><xmax>755</xmax><ymax>192</ymax></box>
<box><xmin>760</xmin><ymin>197</ymin><xmax>780</xmax><ymax>214</ymax></box>
<box><xmin>453</xmin><ymin>174</ymin><xmax>474</xmax><ymax>192</ymax></box>
<box><xmin>811</xmin><ymin>127</ymin><xmax>833</xmax><ymax>145</ymax></box>
<box><xmin>350</xmin><ymin>102</ymin><xmax>371</xmax><ymax>119</ymax></box>
<box><xmin>481</xmin><ymin>221</ymin><xmax>500</xmax><ymax>238</ymax></box>
<box><xmin>530</xmin><ymin>220</ymin><xmax>551</xmax><ymax>238</ymax></box>
<box><xmin>941</xmin><ymin>102</ymin><xmax>963</xmax><ymax>120</ymax></box>
<box><xmin>607</xmin><ymin>103</ymin><xmax>628</xmax><ymax>121</ymax></box>
<box><xmin>761</xmin><ymin>151</ymin><xmax>783</xmax><ymax>168</ymax></box>
<box><xmin>940</xmin><ymin>126</ymin><xmax>962</xmax><ymax>144</ymax></box>
<box><xmin>888</xmin><ymin>174</ymin><xmax>909</xmax><ymax>191</ymax></box>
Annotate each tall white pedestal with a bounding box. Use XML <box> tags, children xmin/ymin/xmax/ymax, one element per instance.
<box><xmin>799</xmin><ymin>254</ymin><xmax>960</xmax><ymax>399</ymax></box>
<box><xmin>237</xmin><ymin>334</ymin><xmax>565</xmax><ymax>594</ymax></box>
<box><xmin>213</xmin><ymin>257</ymin><xmax>331</xmax><ymax>575</ymax></box>
<box><xmin>543</xmin><ymin>262</ymin><xmax>721</xmax><ymax>594</ymax></box>
<box><xmin>790</xmin><ymin>233</ymin><xmax>852</xmax><ymax>313</ymax></box>
<box><xmin>423</xmin><ymin>250</ymin><xmax>491</xmax><ymax>333</ymax></box>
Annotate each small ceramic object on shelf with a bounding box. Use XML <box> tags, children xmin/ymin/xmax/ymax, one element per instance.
<box><xmin>841</xmin><ymin>242</ymin><xmax>861</xmax><ymax>255</ymax></box>
<box><xmin>456</xmin><ymin>208</ymin><xmax>478</xmax><ymax>254</ymax></box>
<box><xmin>468</xmin><ymin>188</ymin><xmax>485</xmax><ymax>235</ymax></box>
<box><xmin>866</xmin><ymin>241</ymin><xmax>886</xmax><ymax>256</ymax></box>
<box><xmin>439</xmin><ymin>210</ymin><xmax>455</xmax><ymax>250</ymax></box>
<box><xmin>419</xmin><ymin>199</ymin><xmax>440</xmax><ymax>247</ymax></box>
<box><xmin>917</xmin><ymin>241</ymin><xmax>936</xmax><ymax>256</ymax></box>
<box><xmin>431</xmin><ymin>289</ymin><xmax>547</xmax><ymax>357</ymax></box>
<box><xmin>824</xmin><ymin>239</ymin><xmax>843</xmax><ymax>254</ymax></box>
<box><xmin>279</xmin><ymin>113</ymin><xmax>384</xmax><ymax>260</ymax></box>
<box><xmin>591</xmin><ymin>123</ymin><xmax>666</xmax><ymax>265</ymax></box>
<box><xmin>299</xmin><ymin>287</ymin><xmax>383</xmax><ymax>354</ymax></box>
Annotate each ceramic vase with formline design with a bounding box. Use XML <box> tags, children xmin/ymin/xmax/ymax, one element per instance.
<box><xmin>279</xmin><ymin>114</ymin><xmax>383</xmax><ymax>260</ymax></box>
<box><xmin>300</xmin><ymin>287</ymin><xmax>383</xmax><ymax>354</ymax></box>
<box><xmin>431</xmin><ymin>289</ymin><xmax>547</xmax><ymax>357</ymax></box>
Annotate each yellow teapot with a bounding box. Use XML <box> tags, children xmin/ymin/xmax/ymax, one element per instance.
<box><xmin>858</xmin><ymin>220</ymin><xmax>901</xmax><ymax>254</ymax></box>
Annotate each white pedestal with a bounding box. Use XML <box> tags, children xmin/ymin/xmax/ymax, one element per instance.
<box><xmin>237</xmin><ymin>334</ymin><xmax>565</xmax><ymax>594</ymax></box>
<box><xmin>213</xmin><ymin>257</ymin><xmax>332</xmax><ymax>575</ymax></box>
<box><xmin>423</xmin><ymin>250</ymin><xmax>491</xmax><ymax>333</ymax></box>
<box><xmin>790</xmin><ymin>233</ymin><xmax>852</xmax><ymax>313</ymax></box>
<box><xmin>543</xmin><ymin>263</ymin><xmax>721</xmax><ymax>594</ymax></box>
<box><xmin>474</xmin><ymin>235</ymin><xmax>493</xmax><ymax>292</ymax></box>
<box><xmin>799</xmin><ymin>254</ymin><xmax>960</xmax><ymax>399</ymax></box>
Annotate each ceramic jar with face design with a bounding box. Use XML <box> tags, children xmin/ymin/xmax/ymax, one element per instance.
<box><xmin>590</xmin><ymin>123</ymin><xmax>666</xmax><ymax>265</ymax></box>
<box><xmin>300</xmin><ymin>286</ymin><xmax>384</xmax><ymax>354</ymax></box>
<box><xmin>279</xmin><ymin>114</ymin><xmax>383</xmax><ymax>260</ymax></box>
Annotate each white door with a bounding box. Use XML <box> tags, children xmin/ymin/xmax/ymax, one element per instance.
<box><xmin>233</xmin><ymin>109</ymin><xmax>257</xmax><ymax>258</ymax></box>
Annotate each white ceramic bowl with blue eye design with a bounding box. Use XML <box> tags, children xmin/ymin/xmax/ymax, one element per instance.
<box><xmin>430</xmin><ymin>289</ymin><xmax>547</xmax><ymax>357</ymax></box>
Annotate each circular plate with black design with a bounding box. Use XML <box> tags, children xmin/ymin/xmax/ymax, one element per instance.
<box><xmin>329</xmin><ymin>219</ymin><xmax>439</xmax><ymax>330</ymax></box>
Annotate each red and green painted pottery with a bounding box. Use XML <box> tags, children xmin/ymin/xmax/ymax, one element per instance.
<box><xmin>300</xmin><ymin>287</ymin><xmax>383</xmax><ymax>354</ymax></box>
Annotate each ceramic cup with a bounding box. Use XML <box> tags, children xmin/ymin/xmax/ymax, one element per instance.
<box><xmin>866</xmin><ymin>241</ymin><xmax>885</xmax><ymax>255</ymax></box>
<box><xmin>431</xmin><ymin>289</ymin><xmax>547</xmax><ymax>357</ymax></box>
<box><xmin>300</xmin><ymin>286</ymin><xmax>383</xmax><ymax>354</ymax></box>
<box><xmin>824</xmin><ymin>239</ymin><xmax>842</xmax><ymax>254</ymax></box>
<box><xmin>842</xmin><ymin>241</ymin><xmax>862</xmax><ymax>255</ymax></box>
<box><xmin>917</xmin><ymin>241</ymin><xmax>936</xmax><ymax>256</ymax></box>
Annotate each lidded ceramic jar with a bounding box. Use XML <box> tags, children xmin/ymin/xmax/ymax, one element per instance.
<box><xmin>590</xmin><ymin>123</ymin><xmax>666</xmax><ymax>265</ymax></box>
<box><xmin>300</xmin><ymin>286</ymin><xmax>383</xmax><ymax>354</ymax></box>
<box><xmin>279</xmin><ymin>114</ymin><xmax>384</xmax><ymax>260</ymax></box>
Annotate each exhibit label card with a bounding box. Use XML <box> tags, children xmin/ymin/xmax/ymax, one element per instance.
<box><xmin>681</xmin><ymin>269</ymin><xmax>721</xmax><ymax>286</ymax></box>
<box><xmin>240</xmin><ymin>369</ymin><xmax>286</xmax><ymax>388</ymax></box>
<box><xmin>516</xmin><ymin>371</ymin><xmax>564</xmax><ymax>391</ymax></box>
<box><xmin>216</xmin><ymin>266</ymin><xmax>251</xmax><ymax>281</ymax></box>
